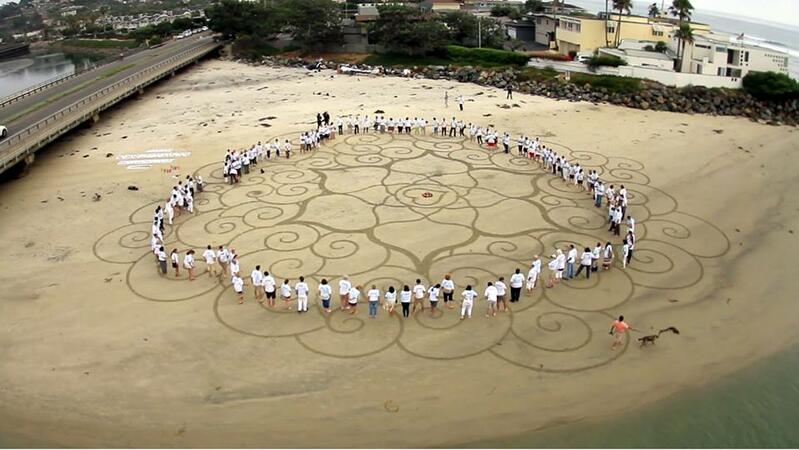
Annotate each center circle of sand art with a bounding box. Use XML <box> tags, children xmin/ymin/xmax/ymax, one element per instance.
<box><xmin>94</xmin><ymin>130</ymin><xmax>730</xmax><ymax>373</ymax></box>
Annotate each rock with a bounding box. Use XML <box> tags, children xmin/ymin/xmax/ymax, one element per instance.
<box><xmin>639</xmin><ymin>101</ymin><xmax>650</xmax><ymax>110</ymax></box>
<box><xmin>105</xmin><ymin>153</ymin><xmax>113</xmax><ymax>158</ymax></box>
<box><xmin>127</xmin><ymin>185</ymin><xmax>139</xmax><ymax>191</ymax></box>
<box><xmin>92</xmin><ymin>193</ymin><xmax>102</xmax><ymax>202</ymax></box>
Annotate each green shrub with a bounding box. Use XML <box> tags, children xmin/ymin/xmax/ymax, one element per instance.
<box><xmin>518</xmin><ymin>66</ymin><xmax>559</xmax><ymax>82</ymax></box>
<box><xmin>232</xmin><ymin>35</ymin><xmax>280</xmax><ymax>60</ymax></box>
<box><xmin>742</xmin><ymin>71</ymin><xmax>799</xmax><ymax>100</ymax></box>
<box><xmin>571</xmin><ymin>73</ymin><xmax>641</xmax><ymax>94</ymax></box>
<box><xmin>446</xmin><ymin>45</ymin><xmax>530</xmax><ymax>66</ymax></box>
<box><xmin>62</xmin><ymin>39</ymin><xmax>139</xmax><ymax>49</ymax></box>
<box><xmin>587</xmin><ymin>55</ymin><xmax>627</xmax><ymax>68</ymax></box>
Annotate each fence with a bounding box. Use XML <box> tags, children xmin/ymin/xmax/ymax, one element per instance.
<box><xmin>0</xmin><ymin>40</ymin><xmax>219</xmax><ymax>174</ymax></box>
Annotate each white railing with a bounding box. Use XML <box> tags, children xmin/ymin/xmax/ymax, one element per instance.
<box><xmin>0</xmin><ymin>40</ymin><xmax>219</xmax><ymax>172</ymax></box>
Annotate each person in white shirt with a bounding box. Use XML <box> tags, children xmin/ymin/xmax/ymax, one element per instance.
<box><xmin>164</xmin><ymin>200</ymin><xmax>174</xmax><ymax>225</ymax></box>
<box><xmin>441</xmin><ymin>274</ymin><xmax>455</xmax><ymax>309</ymax></box>
<box><xmin>527</xmin><ymin>255</ymin><xmax>541</xmax><ymax>291</ymax></box>
<box><xmin>626</xmin><ymin>215</ymin><xmax>635</xmax><ymax>234</ymax></box>
<box><xmin>602</xmin><ymin>241</ymin><xmax>614</xmax><ymax>270</ymax></box>
<box><xmin>384</xmin><ymin>286</ymin><xmax>397</xmax><ymax>317</ymax></box>
<box><xmin>251</xmin><ymin>265</ymin><xmax>263</xmax><ymax>302</ymax></box>
<box><xmin>575</xmin><ymin>247</ymin><xmax>596</xmax><ymax>279</ymax></box>
<box><xmin>348</xmin><ymin>285</ymin><xmax>361</xmax><ymax>315</ymax></box>
<box><xmin>262</xmin><ymin>271</ymin><xmax>277</xmax><ymax>308</ymax></box>
<box><xmin>318</xmin><ymin>279</ymin><xmax>332</xmax><ymax>313</ymax></box>
<box><xmin>427</xmin><ymin>283</ymin><xmax>441</xmax><ymax>317</ymax></box>
<box><xmin>295</xmin><ymin>276</ymin><xmax>309</xmax><ymax>313</ymax></box>
<box><xmin>183</xmin><ymin>250</ymin><xmax>196</xmax><ymax>281</ymax></box>
<box><xmin>621</xmin><ymin>242</ymin><xmax>630</xmax><ymax>269</ymax></box>
<box><xmin>232</xmin><ymin>274</ymin><xmax>245</xmax><ymax>304</ymax></box>
<box><xmin>280</xmin><ymin>279</ymin><xmax>292</xmax><ymax>310</ymax></box>
<box><xmin>412</xmin><ymin>279</ymin><xmax>426</xmax><ymax>313</ymax></box>
<box><xmin>566</xmin><ymin>245</ymin><xmax>577</xmax><ymax>279</ymax></box>
<box><xmin>170</xmin><ymin>249</ymin><xmax>180</xmax><ymax>278</ymax></box>
<box><xmin>217</xmin><ymin>245</ymin><xmax>229</xmax><ymax>277</ymax></box>
<box><xmin>229</xmin><ymin>255</ymin><xmax>240</xmax><ymax>277</ymax></box>
<box><xmin>495</xmin><ymin>276</ymin><xmax>508</xmax><ymax>312</ymax></box>
<box><xmin>484</xmin><ymin>282</ymin><xmax>498</xmax><ymax>317</ymax></box>
<box><xmin>157</xmin><ymin>246</ymin><xmax>167</xmax><ymax>276</ymax></box>
<box><xmin>592</xmin><ymin>242</ymin><xmax>602</xmax><ymax>272</ymax></box>
<box><xmin>400</xmin><ymin>285</ymin><xmax>412</xmax><ymax>318</ymax></box>
<box><xmin>202</xmin><ymin>245</ymin><xmax>216</xmax><ymax>278</ymax></box>
<box><xmin>367</xmin><ymin>285</ymin><xmax>381</xmax><ymax>318</ymax></box>
<box><xmin>509</xmin><ymin>268</ymin><xmax>525</xmax><ymax>303</ymax></box>
<box><xmin>339</xmin><ymin>276</ymin><xmax>351</xmax><ymax>310</ymax></box>
<box><xmin>460</xmin><ymin>285</ymin><xmax>478</xmax><ymax>319</ymax></box>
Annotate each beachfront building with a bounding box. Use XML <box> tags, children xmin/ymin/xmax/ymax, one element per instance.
<box><xmin>533</xmin><ymin>13</ymin><xmax>557</xmax><ymax>48</ymax></box>
<box><xmin>555</xmin><ymin>13</ymin><xmax>710</xmax><ymax>56</ymax></box>
<box><xmin>677</xmin><ymin>32</ymin><xmax>791</xmax><ymax>78</ymax></box>
<box><xmin>597</xmin><ymin>47</ymin><xmax>674</xmax><ymax>70</ymax></box>
<box><xmin>421</xmin><ymin>0</ymin><xmax>462</xmax><ymax>12</ymax></box>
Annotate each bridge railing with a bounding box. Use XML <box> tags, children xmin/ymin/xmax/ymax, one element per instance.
<box><xmin>0</xmin><ymin>40</ymin><xmax>219</xmax><ymax>172</ymax></box>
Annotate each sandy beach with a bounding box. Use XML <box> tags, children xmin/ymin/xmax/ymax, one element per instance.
<box><xmin>0</xmin><ymin>59</ymin><xmax>798</xmax><ymax>447</ymax></box>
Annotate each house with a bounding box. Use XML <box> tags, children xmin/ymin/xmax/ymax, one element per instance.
<box><xmin>597</xmin><ymin>47</ymin><xmax>674</xmax><ymax>70</ymax></box>
<box><xmin>506</xmin><ymin>21</ymin><xmax>535</xmax><ymax>42</ymax></box>
<box><xmin>678</xmin><ymin>32</ymin><xmax>790</xmax><ymax>78</ymax></box>
<box><xmin>421</xmin><ymin>0</ymin><xmax>462</xmax><ymax>12</ymax></box>
<box><xmin>555</xmin><ymin>13</ymin><xmax>710</xmax><ymax>55</ymax></box>
<box><xmin>461</xmin><ymin>0</ymin><xmax>524</xmax><ymax>14</ymax></box>
<box><xmin>532</xmin><ymin>13</ymin><xmax>556</xmax><ymax>48</ymax></box>
<box><xmin>355</xmin><ymin>4</ymin><xmax>380</xmax><ymax>22</ymax></box>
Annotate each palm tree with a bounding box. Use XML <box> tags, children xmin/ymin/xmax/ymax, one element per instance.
<box><xmin>669</xmin><ymin>0</ymin><xmax>694</xmax><ymax>70</ymax></box>
<box><xmin>674</xmin><ymin>22</ymin><xmax>694</xmax><ymax>71</ymax></box>
<box><xmin>648</xmin><ymin>2</ymin><xmax>660</xmax><ymax>17</ymax></box>
<box><xmin>612</xmin><ymin>0</ymin><xmax>632</xmax><ymax>47</ymax></box>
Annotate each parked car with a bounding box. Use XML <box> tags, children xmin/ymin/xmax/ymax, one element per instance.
<box><xmin>576</xmin><ymin>53</ymin><xmax>592</xmax><ymax>63</ymax></box>
<box><xmin>0</xmin><ymin>125</ymin><xmax>7</xmax><ymax>140</ymax></box>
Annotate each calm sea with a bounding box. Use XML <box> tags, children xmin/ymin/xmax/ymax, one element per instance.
<box><xmin>470</xmin><ymin>344</ymin><xmax>799</xmax><ymax>448</ymax></box>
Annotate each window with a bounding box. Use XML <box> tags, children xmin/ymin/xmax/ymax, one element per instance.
<box><xmin>607</xmin><ymin>26</ymin><xmax>615</xmax><ymax>34</ymax></box>
<box><xmin>744</xmin><ymin>51</ymin><xmax>749</xmax><ymax>62</ymax></box>
<box><xmin>715</xmin><ymin>46</ymin><xmax>726</xmax><ymax>53</ymax></box>
<box><xmin>653</xmin><ymin>30</ymin><xmax>663</xmax><ymax>37</ymax></box>
<box><xmin>696</xmin><ymin>44</ymin><xmax>711</xmax><ymax>49</ymax></box>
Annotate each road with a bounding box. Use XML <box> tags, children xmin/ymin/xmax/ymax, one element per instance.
<box><xmin>0</xmin><ymin>34</ymin><xmax>215</xmax><ymax>137</ymax></box>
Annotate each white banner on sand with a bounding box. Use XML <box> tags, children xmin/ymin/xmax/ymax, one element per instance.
<box><xmin>117</xmin><ymin>149</ymin><xmax>191</xmax><ymax>170</ymax></box>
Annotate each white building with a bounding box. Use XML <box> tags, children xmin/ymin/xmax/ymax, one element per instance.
<box><xmin>678</xmin><ymin>32</ymin><xmax>790</xmax><ymax>78</ymax></box>
<box><xmin>598</xmin><ymin>47</ymin><xmax>674</xmax><ymax>70</ymax></box>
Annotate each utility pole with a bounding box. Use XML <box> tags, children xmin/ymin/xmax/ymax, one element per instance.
<box><xmin>478</xmin><ymin>15</ymin><xmax>482</xmax><ymax>48</ymax></box>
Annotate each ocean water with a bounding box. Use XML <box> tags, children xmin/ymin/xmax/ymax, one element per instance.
<box><xmin>563</xmin><ymin>0</ymin><xmax>799</xmax><ymax>79</ymax></box>
<box><xmin>471</xmin><ymin>344</ymin><xmax>799</xmax><ymax>447</ymax></box>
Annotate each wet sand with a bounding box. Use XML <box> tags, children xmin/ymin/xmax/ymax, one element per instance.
<box><xmin>0</xmin><ymin>59</ymin><xmax>798</xmax><ymax>447</ymax></box>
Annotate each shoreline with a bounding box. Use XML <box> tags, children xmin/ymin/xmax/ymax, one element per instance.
<box><xmin>0</xmin><ymin>59</ymin><xmax>798</xmax><ymax>448</ymax></box>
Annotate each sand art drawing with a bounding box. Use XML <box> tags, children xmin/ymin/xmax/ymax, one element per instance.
<box><xmin>94</xmin><ymin>130</ymin><xmax>730</xmax><ymax>373</ymax></box>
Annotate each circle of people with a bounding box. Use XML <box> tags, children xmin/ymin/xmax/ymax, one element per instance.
<box><xmin>147</xmin><ymin>111</ymin><xmax>639</xmax><ymax>322</ymax></box>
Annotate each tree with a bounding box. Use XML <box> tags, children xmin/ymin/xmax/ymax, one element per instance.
<box><xmin>742</xmin><ymin>71</ymin><xmax>799</xmax><ymax>100</ymax></box>
<box><xmin>669</xmin><ymin>0</ymin><xmax>693</xmax><ymax>71</ymax></box>
<box><xmin>369</xmin><ymin>5</ymin><xmax>449</xmax><ymax>56</ymax></box>
<box><xmin>278</xmin><ymin>0</ymin><xmax>342</xmax><ymax>49</ymax></box>
<box><xmin>205</xmin><ymin>0</ymin><xmax>277</xmax><ymax>40</ymax></box>
<box><xmin>674</xmin><ymin>22</ymin><xmax>694</xmax><ymax>71</ymax></box>
<box><xmin>612</xmin><ymin>0</ymin><xmax>632</xmax><ymax>47</ymax></box>
<box><xmin>648</xmin><ymin>2</ymin><xmax>660</xmax><ymax>17</ymax></box>
<box><xmin>655</xmin><ymin>40</ymin><xmax>667</xmax><ymax>52</ymax></box>
<box><xmin>603</xmin><ymin>0</ymin><xmax>610</xmax><ymax>46</ymax></box>
<box><xmin>523</xmin><ymin>0</ymin><xmax>544</xmax><ymax>13</ymax></box>
<box><xmin>490</xmin><ymin>4</ymin><xmax>515</xmax><ymax>17</ymax></box>
<box><xmin>443</xmin><ymin>11</ymin><xmax>506</xmax><ymax>49</ymax></box>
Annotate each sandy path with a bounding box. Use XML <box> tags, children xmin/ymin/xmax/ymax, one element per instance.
<box><xmin>0</xmin><ymin>60</ymin><xmax>798</xmax><ymax>447</ymax></box>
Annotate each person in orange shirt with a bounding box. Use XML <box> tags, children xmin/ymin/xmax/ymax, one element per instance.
<box><xmin>610</xmin><ymin>315</ymin><xmax>630</xmax><ymax>350</ymax></box>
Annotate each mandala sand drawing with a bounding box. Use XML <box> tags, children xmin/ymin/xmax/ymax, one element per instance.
<box><xmin>93</xmin><ymin>131</ymin><xmax>729</xmax><ymax>373</ymax></box>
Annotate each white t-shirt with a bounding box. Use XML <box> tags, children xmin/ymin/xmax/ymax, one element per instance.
<box><xmin>510</xmin><ymin>273</ymin><xmax>525</xmax><ymax>288</ymax></box>
<box><xmin>400</xmin><ymin>290</ymin><xmax>412</xmax><ymax>303</ymax></box>
<box><xmin>413</xmin><ymin>284</ymin><xmax>426</xmax><ymax>299</ymax></box>
<box><xmin>170</xmin><ymin>252</ymin><xmax>179</xmax><ymax>264</ymax></box>
<box><xmin>580</xmin><ymin>251</ymin><xmax>595</xmax><ymax>266</ymax></box>
<box><xmin>250</xmin><ymin>270</ymin><xmax>263</xmax><ymax>286</ymax></box>
<box><xmin>318</xmin><ymin>284</ymin><xmax>332</xmax><ymax>299</ymax></box>
<box><xmin>484</xmin><ymin>286</ymin><xmax>498</xmax><ymax>301</ymax></box>
<box><xmin>461</xmin><ymin>289</ymin><xmax>478</xmax><ymax>303</ymax></box>
<box><xmin>183</xmin><ymin>253</ymin><xmax>194</xmax><ymax>268</ymax></box>
<box><xmin>281</xmin><ymin>283</ymin><xmax>291</xmax><ymax>298</ymax></box>
<box><xmin>441</xmin><ymin>279</ymin><xmax>454</xmax><ymax>291</ymax></box>
<box><xmin>495</xmin><ymin>281</ymin><xmax>507</xmax><ymax>296</ymax></box>
<box><xmin>263</xmin><ymin>275</ymin><xmax>276</xmax><ymax>293</ymax></box>
<box><xmin>567</xmin><ymin>248</ymin><xmax>577</xmax><ymax>264</ymax></box>
<box><xmin>385</xmin><ymin>291</ymin><xmax>397</xmax><ymax>303</ymax></box>
<box><xmin>232</xmin><ymin>276</ymin><xmax>244</xmax><ymax>292</ymax></box>
<box><xmin>230</xmin><ymin>260</ymin><xmax>240</xmax><ymax>274</ymax></box>
<box><xmin>367</xmin><ymin>289</ymin><xmax>380</xmax><ymax>302</ymax></box>
<box><xmin>295</xmin><ymin>282</ymin><xmax>309</xmax><ymax>297</ymax></box>
<box><xmin>202</xmin><ymin>249</ymin><xmax>215</xmax><ymax>264</ymax></box>
<box><xmin>339</xmin><ymin>279</ymin><xmax>352</xmax><ymax>295</ymax></box>
<box><xmin>348</xmin><ymin>287</ymin><xmax>360</xmax><ymax>303</ymax></box>
<box><xmin>427</xmin><ymin>286</ymin><xmax>440</xmax><ymax>301</ymax></box>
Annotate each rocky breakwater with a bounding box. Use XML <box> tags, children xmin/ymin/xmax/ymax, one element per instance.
<box><xmin>253</xmin><ymin>56</ymin><xmax>798</xmax><ymax>126</ymax></box>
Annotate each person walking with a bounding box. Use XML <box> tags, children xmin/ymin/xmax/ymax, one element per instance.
<box><xmin>412</xmin><ymin>279</ymin><xmax>426</xmax><ymax>313</ymax></box>
<box><xmin>574</xmin><ymin>247</ymin><xmax>595</xmax><ymax>279</ymax></box>
<box><xmin>457</xmin><ymin>94</ymin><xmax>464</xmax><ymax>112</ymax></box>
<box><xmin>566</xmin><ymin>245</ymin><xmax>577</xmax><ymax>279</ymax></box>
<box><xmin>495</xmin><ymin>276</ymin><xmax>508</xmax><ymax>312</ymax></box>
<box><xmin>460</xmin><ymin>285</ymin><xmax>478</xmax><ymax>319</ymax></box>
<box><xmin>441</xmin><ymin>274</ymin><xmax>455</xmax><ymax>309</ymax></box>
<box><xmin>610</xmin><ymin>315</ymin><xmax>630</xmax><ymax>350</ymax></box>
<box><xmin>509</xmin><ymin>269</ymin><xmax>525</xmax><ymax>303</ymax></box>
<box><xmin>400</xmin><ymin>285</ymin><xmax>412</xmax><ymax>318</ymax></box>
<box><xmin>367</xmin><ymin>284</ymin><xmax>381</xmax><ymax>318</ymax></box>
<box><xmin>484</xmin><ymin>282</ymin><xmax>498</xmax><ymax>317</ymax></box>
<box><xmin>506</xmin><ymin>84</ymin><xmax>513</xmax><ymax>99</ymax></box>
<box><xmin>318</xmin><ymin>279</ymin><xmax>332</xmax><ymax>313</ymax></box>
